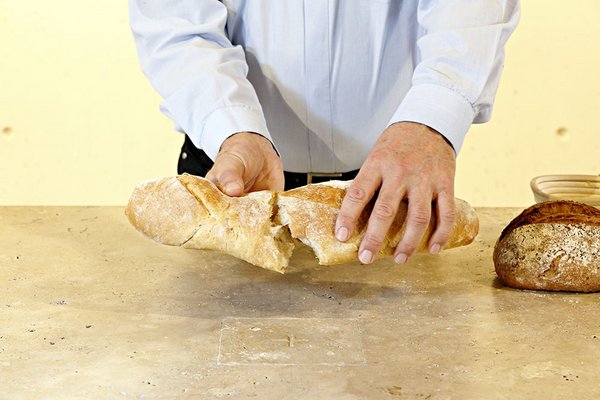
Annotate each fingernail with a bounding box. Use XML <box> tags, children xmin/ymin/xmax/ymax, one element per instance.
<box><xmin>336</xmin><ymin>226</ymin><xmax>349</xmax><ymax>242</ymax></box>
<box><xmin>429</xmin><ymin>243</ymin><xmax>441</xmax><ymax>254</ymax></box>
<box><xmin>359</xmin><ymin>250</ymin><xmax>373</xmax><ymax>264</ymax></box>
<box><xmin>394</xmin><ymin>253</ymin><xmax>408</xmax><ymax>265</ymax></box>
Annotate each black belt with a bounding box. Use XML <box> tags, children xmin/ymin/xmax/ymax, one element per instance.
<box><xmin>178</xmin><ymin>135</ymin><xmax>359</xmax><ymax>190</ymax></box>
<box><xmin>283</xmin><ymin>170</ymin><xmax>359</xmax><ymax>189</ymax></box>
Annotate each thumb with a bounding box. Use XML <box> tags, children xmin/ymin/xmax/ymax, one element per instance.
<box><xmin>207</xmin><ymin>153</ymin><xmax>246</xmax><ymax>197</ymax></box>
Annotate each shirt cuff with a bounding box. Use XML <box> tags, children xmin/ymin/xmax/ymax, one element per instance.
<box><xmin>388</xmin><ymin>84</ymin><xmax>475</xmax><ymax>154</ymax></box>
<box><xmin>192</xmin><ymin>105</ymin><xmax>275</xmax><ymax>161</ymax></box>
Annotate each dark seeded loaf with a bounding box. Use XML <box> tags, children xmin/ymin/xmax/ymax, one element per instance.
<box><xmin>493</xmin><ymin>201</ymin><xmax>600</xmax><ymax>292</ymax></box>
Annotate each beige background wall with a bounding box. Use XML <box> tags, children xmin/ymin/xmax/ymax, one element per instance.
<box><xmin>1</xmin><ymin>1</ymin><xmax>599</xmax><ymax>206</ymax></box>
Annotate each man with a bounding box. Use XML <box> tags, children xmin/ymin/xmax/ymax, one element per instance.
<box><xmin>129</xmin><ymin>1</ymin><xmax>519</xmax><ymax>265</ymax></box>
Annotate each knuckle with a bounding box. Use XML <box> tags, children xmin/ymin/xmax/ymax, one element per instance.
<box><xmin>337</xmin><ymin>212</ymin><xmax>357</xmax><ymax>227</ymax></box>
<box><xmin>437</xmin><ymin>187</ymin><xmax>455</xmax><ymax>198</ymax></box>
<box><xmin>397</xmin><ymin>241</ymin><xmax>418</xmax><ymax>256</ymax></box>
<box><xmin>440</xmin><ymin>209</ymin><xmax>456</xmax><ymax>224</ymax></box>
<box><xmin>409</xmin><ymin>210</ymin><xmax>430</xmax><ymax>227</ymax></box>
<box><xmin>346</xmin><ymin>186</ymin><xmax>368</xmax><ymax>203</ymax></box>
<box><xmin>386</xmin><ymin>168</ymin><xmax>405</xmax><ymax>182</ymax></box>
<box><xmin>362</xmin><ymin>234</ymin><xmax>384</xmax><ymax>250</ymax></box>
<box><xmin>372</xmin><ymin>201</ymin><xmax>396</xmax><ymax>220</ymax></box>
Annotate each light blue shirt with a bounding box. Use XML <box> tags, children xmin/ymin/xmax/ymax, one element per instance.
<box><xmin>129</xmin><ymin>0</ymin><xmax>519</xmax><ymax>173</ymax></box>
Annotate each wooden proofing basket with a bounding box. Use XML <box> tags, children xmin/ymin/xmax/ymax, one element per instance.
<box><xmin>531</xmin><ymin>175</ymin><xmax>600</xmax><ymax>207</ymax></box>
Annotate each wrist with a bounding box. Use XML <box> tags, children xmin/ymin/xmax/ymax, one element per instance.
<box><xmin>221</xmin><ymin>131</ymin><xmax>272</xmax><ymax>150</ymax></box>
<box><xmin>388</xmin><ymin>122</ymin><xmax>455</xmax><ymax>152</ymax></box>
<box><xmin>220</xmin><ymin>132</ymin><xmax>280</xmax><ymax>161</ymax></box>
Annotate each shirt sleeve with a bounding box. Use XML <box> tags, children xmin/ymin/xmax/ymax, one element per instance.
<box><xmin>388</xmin><ymin>0</ymin><xmax>520</xmax><ymax>153</ymax></box>
<box><xmin>128</xmin><ymin>0</ymin><xmax>273</xmax><ymax>160</ymax></box>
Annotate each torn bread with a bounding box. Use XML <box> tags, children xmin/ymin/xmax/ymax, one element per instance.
<box><xmin>126</xmin><ymin>175</ymin><xmax>479</xmax><ymax>272</ymax></box>
<box><xmin>278</xmin><ymin>180</ymin><xmax>479</xmax><ymax>265</ymax></box>
<box><xmin>125</xmin><ymin>174</ymin><xmax>293</xmax><ymax>273</ymax></box>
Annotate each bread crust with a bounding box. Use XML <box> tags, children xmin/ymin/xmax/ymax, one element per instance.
<box><xmin>125</xmin><ymin>176</ymin><xmax>207</xmax><ymax>246</ymax></box>
<box><xmin>493</xmin><ymin>201</ymin><xmax>600</xmax><ymax>292</ymax></box>
<box><xmin>127</xmin><ymin>174</ymin><xmax>293</xmax><ymax>273</ymax></box>
<box><xmin>278</xmin><ymin>181</ymin><xmax>479</xmax><ymax>265</ymax></box>
<box><xmin>126</xmin><ymin>176</ymin><xmax>479</xmax><ymax>272</ymax></box>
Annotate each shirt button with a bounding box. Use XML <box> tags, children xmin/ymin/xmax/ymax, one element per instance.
<box><xmin>181</xmin><ymin>152</ymin><xmax>188</xmax><ymax>160</ymax></box>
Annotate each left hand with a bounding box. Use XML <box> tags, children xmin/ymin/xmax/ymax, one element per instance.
<box><xmin>334</xmin><ymin>121</ymin><xmax>457</xmax><ymax>265</ymax></box>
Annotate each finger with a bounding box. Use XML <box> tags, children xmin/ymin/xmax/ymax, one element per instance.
<box><xmin>427</xmin><ymin>191</ymin><xmax>456</xmax><ymax>254</ymax></box>
<box><xmin>209</xmin><ymin>152</ymin><xmax>246</xmax><ymax>197</ymax></box>
<box><xmin>270</xmin><ymin>168</ymin><xmax>285</xmax><ymax>192</ymax></box>
<box><xmin>249</xmin><ymin>161</ymin><xmax>285</xmax><ymax>193</ymax></box>
<box><xmin>357</xmin><ymin>181</ymin><xmax>406</xmax><ymax>264</ymax></box>
<box><xmin>335</xmin><ymin>172</ymin><xmax>381</xmax><ymax>242</ymax></box>
<box><xmin>393</xmin><ymin>188</ymin><xmax>432</xmax><ymax>264</ymax></box>
<box><xmin>204</xmin><ymin>169</ymin><xmax>217</xmax><ymax>184</ymax></box>
<box><xmin>249</xmin><ymin>173</ymin><xmax>284</xmax><ymax>193</ymax></box>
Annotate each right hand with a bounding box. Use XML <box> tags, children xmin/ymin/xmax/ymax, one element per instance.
<box><xmin>205</xmin><ymin>132</ymin><xmax>284</xmax><ymax>197</ymax></box>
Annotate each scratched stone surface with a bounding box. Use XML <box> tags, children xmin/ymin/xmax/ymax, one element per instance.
<box><xmin>1</xmin><ymin>207</ymin><xmax>600</xmax><ymax>399</ymax></box>
<box><xmin>218</xmin><ymin>318</ymin><xmax>366</xmax><ymax>366</ymax></box>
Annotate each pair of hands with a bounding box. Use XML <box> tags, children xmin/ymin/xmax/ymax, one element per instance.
<box><xmin>206</xmin><ymin>122</ymin><xmax>457</xmax><ymax>265</ymax></box>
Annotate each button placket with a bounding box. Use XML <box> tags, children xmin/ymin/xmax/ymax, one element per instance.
<box><xmin>303</xmin><ymin>0</ymin><xmax>334</xmax><ymax>173</ymax></box>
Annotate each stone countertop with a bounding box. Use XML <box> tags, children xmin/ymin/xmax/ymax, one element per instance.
<box><xmin>1</xmin><ymin>207</ymin><xmax>599</xmax><ymax>399</ymax></box>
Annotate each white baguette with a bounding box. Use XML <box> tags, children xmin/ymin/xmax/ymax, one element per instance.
<box><xmin>126</xmin><ymin>174</ymin><xmax>479</xmax><ymax>273</ymax></box>
<box><xmin>125</xmin><ymin>174</ymin><xmax>293</xmax><ymax>273</ymax></box>
<box><xmin>278</xmin><ymin>180</ymin><xmax>479</xmax><ymax>265</ymax></box>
